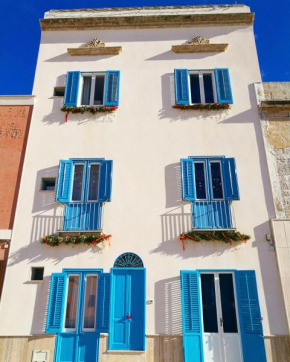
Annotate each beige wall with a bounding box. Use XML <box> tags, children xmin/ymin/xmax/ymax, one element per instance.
<box><xmin>0</xmin><ymin>13</ymin><xmax>287</xmax><ymax>341</ymax></box>
<box><xmin>0</xmin><ymin>334</ymin><xmax>289</xmax><ymax>362</ymax></box>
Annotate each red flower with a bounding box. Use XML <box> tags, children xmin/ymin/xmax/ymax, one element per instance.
<box><xmin>214</xmin><ymin>103</ymin><xmax>218</xmax><ymax>107</ymax></box>
<box><xmin>175</xmin><ymin>104</ymin><xmax>180</xmax><ymax>109</ymax></box>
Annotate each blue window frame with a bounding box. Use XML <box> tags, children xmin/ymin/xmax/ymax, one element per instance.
<box><xmin>180</xmin><ymin>270</ymin><xmax>267</xmax><ymax>362</ymax></box>
<box><xmin>175</xmin><ymin>68</ymin><xmax>233</xmax><ymax>105</ymax></box>
<box><xmin>56</xmin><ymin>158</ymin><xmax>112</xmax><ymax>231</ymax></box>
<box><xmin>181</xmin><ymin>156</ymin><xmax>239</xmax><ymax>229</ymax></box>
<box><xmin>64</xmin><ymin>71</ymin><xmax>120</xmax><ymax>107</ymax></box>
<box><xmin>56</xmin><ymin>158</ymin><xmax>113</xmax><ymax>204</ymax></box>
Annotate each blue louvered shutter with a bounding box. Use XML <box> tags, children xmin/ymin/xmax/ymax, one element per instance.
<box><xmin>98</xmin><ymin>160</ymin><xmax>113</xmax><ymax>202</ymax></box>
<box><xmin>174</xmin><ymin>69</ymin><xmax>190</xmax><ymax>104</ymax></box>
<box><xmin>180</xmin><ymin>271</ymin><xmax>204</xmax><ymax>362</ymax></box>
<box><xmin>96</xmin><ymin>273</ymin><xmax>111</xmax><ymax>332</ymax></box>
<box><xmin>46</xmin><ymin>273</ymin><xmax>66</xmax><ymax>333</ymax></box>
<box><xmin>235</xmin><ymin>271</ymin><xmax>267</xmax><ymax>362</ymax></box>
<box><xmin>214</xmin><ymin>68</ymin><xmax>233</xmax><ymax>104</ymax></box>
<box><xmin>222</xmin><ymin>157</ymin><xmax>240</xmax><ymax>200</ymax></box>
<box><xmin>64</xmin><ymin>71</ymin><xmax>80</xmax><ymax>106</ymax></box>
<box><xmin>181</xmin><ymin>159</ymin><xmax>196</xmax><ymax>201</ymax></box>
<box><xmin>104</xmin><ymin>71</ymin><xmax>120</xmax><ymax>106</ymax></box>
<box><xmin>56</xmin><ymin>160</ymin><xmax>73</xmax><ymax>203</ymax></box>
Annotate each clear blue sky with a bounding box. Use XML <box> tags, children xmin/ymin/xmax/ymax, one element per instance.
<box><xmin>0</xmin><ymin>0</ymin><xmax>289</xmax><ymax>95</ymax></box>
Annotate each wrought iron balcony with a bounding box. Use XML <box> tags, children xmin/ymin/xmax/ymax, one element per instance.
<box><xmin>192</xmin><ymin>200</ymin><xmax>235</xmax><ymax>230</ymax></box>
<box><xmin>61</xmin><ymin>202</ymin><xmax>103</xmax><ymax>232</ymax></box>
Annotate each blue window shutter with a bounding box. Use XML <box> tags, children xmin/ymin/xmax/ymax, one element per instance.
<box><xmin>104</xmin><ymin>71</ymin><xmax>120</xmax><ymax>106</ymax></box>
<box><xmin>98</xmin><ymin>160</ymin><xmax>113</xmax><ymax>202</ymax></box>
<box><xmin>174</xmin><ymin>69</ymin><xmax>190</xmax><ymax>104</ymax></box>
<box><xmin>64</xmin><ymin>71</ymin><xmax>80</xmax><ymax>106</ymax></box>
<box><xmin>235</xmin><ymin>271</ymin><xmax>267</xmax><ymax>362</ymax></box>
<box><xmin>56</xmin><ymin>160</ymin><xmax>73</xmax><ymax>203</ymax></box>
<box><xmin>222</xmin><ymin>157</ymin><xmax>240</xmax><ymax>200</ymax></box>
<box><xmin>181</xmin><ymin>158</ymin><xmax>196</xmax><ymax>201</ymax></box>
<box><xmin>96</xmin><ymin>273</ymin><xmax>111</xmax><ymax>333</ymax></box>
<box><xmin>214</xmin><ymin>68</ymin><xmax>233</xmax><ymax>104</ymax></box>
<box><xmin>180</xmin><ymin>271</ymin><xmax>204</xmax><ymax>362</ymax></box>
<box><xmin>46</xmin><ymin>273</ymin><xmax>66</xmax><ymax>333</ymax></box>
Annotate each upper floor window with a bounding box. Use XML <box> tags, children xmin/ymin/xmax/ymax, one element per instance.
<box><xmin>63</xmin><ymin>71</ymin><xmax>120</xmax><ymax>108</ymax></box>
<box><xmin>189</xmin><ymin>71</ymin><xmax>216</xmax><ymax>104</ymax></box>
<box><xmin>56</xmin><ymin>158</ymin><xmax>113</xmax><ymax>203</ymax></box>
<box><xmin>81</xmin><ymin>73</ymin><xmax>106</xmax><ymax>106</ymax></box>
<box><xmin>180</xmin><ymin>156</ymin><xmax>239</xmax><ymax>202</ymax></box>
<box><xmin>174</xmin><ymin>68</ymin><xmax>233</xmax><ymax>105</ymax></box>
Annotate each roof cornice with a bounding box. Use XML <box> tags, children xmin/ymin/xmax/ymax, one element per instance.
<box><xmin>40</xmin><ymin>11</ymin><xmax>254</xmax><ymax>31</ymax></box>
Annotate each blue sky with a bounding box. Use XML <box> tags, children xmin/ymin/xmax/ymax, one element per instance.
<box><xmin>0</xmin><ymin>0</ymin><xmax>289</xmax><ymax>95</ymax></box>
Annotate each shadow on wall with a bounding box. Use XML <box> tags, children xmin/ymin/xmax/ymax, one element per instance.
<box><xmin>155</xmin><ymin>276</ymin><xmax>182</xmax><ymax>335</ymax></box>
<box><xmin>165</xmin><ymin>163</ymin><xmax>183</xmax><ymax>208</ymax></box>
<box><xmin>41</xmin><ymin>24</ymin><xmax>240</xmax><ymax>45</ymax></box>
<box><xmin>41</xmin><ymin>92</ymin><xmax>117</xmax><ymax>126</ymax></box>
<box><xmin>29</xmin><ymin>275</ymin><xmax>50</xmax><ymax>334</ymax></box>
<box><xmin>32</xmin><ymin>166</ymin><xmax>59</xmax><ymax>213</ymax></box>
<box><xmin>158</xmin><ymin>72</ymin><xmax>230</xmax><ymax>122</ymax></box>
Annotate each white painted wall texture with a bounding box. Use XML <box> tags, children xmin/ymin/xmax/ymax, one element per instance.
<box><xmin>0</xmin><ymin>11</ymin><xmax>288</xmax><ymax>338</ymax></box>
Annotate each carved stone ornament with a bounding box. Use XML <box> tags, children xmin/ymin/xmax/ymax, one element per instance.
<box><xmin>83</xmin><ymin>38</ymin><xmax>105</xmax><ymax>48</ymax></box>
<box><xmin>188</xmin><ymin>36</ymin><xmax>210</xmax><ymax>45</ymax></box>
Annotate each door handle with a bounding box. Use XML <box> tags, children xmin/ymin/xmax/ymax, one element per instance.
<box><xmin>220</xmin><ymin>318</ymin><xmax>223</xmax><ymax>327</ymax></box>
<box><xmin>126</xmin><ymin>315</ymin><xmax>132</xmax><ymax>320</ymax></box>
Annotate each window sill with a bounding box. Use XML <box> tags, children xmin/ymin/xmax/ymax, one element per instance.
<box><xmin>61</xmin><ymin>105</ymin><xmax>118</xmax><ymax>114</ymax></box>
<box><xmin>41</xmin><ymin>233</ymin><xmax>111</xmax><ymax>247</ymax></box>
<box><xmin>171</xmin><ymin>43</ymin><xmax>228</xmax><ymax>53</ymax></box>
<box><xmin>67</xmin><ymin>47</ymin><xmax>122</xmax><ymax>56</ymax></box>
<box><xmin>173</xmin><ymin>103</ymin><xmax>230</xmax><ymax>111</ymax></box>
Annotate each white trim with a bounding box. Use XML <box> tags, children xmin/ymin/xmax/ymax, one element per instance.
<box><xmin>71</xmin><ymin>163</ymin><xmax>86</xmax><ymax>202</ymax></box>
<box><xmin>209</xmin><ymin>160</ymin><xmax>225</xmax><ymax>200</ymax></box>
<box><xmin>0</xmin><ymin>96</ymin><xmax>36</xmax><ymax>106</ymax></box>
<box><xmin>82</xmin><ymin>274</ymin><xmax>99</xmax><ymax>332</ymax></box>
<box><xmin>188</xmin><ymin>70</ymin><xmax>217</xmax><ymax>104</ymax></box>
<box><xmin>87</xmin><ymin>163</ymin><xmax>101</xmax><ymax>202</ymax></box>
<box><xmin>79</xmin><ymin>73</ymin><xmax>106</xmax><ymax>107</ymax></box>
<box><xmin>0</xmin><ymin>230</ymin><xmax>12</xmax><ymax>240</ymax></box>
<box><xmin>63</xmin><ymin>274</ymin><xmax>81</xmax><ymax>332</ymax></box>
<box><xmin>193</xmin><ymin>161</ymin><xmax>208</xmax><ymax>200</ymax></box>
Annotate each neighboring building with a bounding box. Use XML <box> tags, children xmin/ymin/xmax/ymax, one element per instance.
<box><xmin>255</xmin><ymin>82</ymin><xmax>290</xmax><ymax>339</ymax></box>
<box><xmin>0</xmin><ymin>96</ymin><xmax>34</xmax><ymax>300</ymax></box>
<box><xmin>0</xmin><ymin>5</ymin><xmax>289</xmax><ymax>362</ymax></box>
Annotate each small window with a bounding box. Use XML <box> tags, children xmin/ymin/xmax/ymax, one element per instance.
<box><xmin>41</xmin><ymin>178</ymin><xmax>56</xmax><ymax>191</ymax></box>
<box><xmin>31</xmin><ymin>267</ymin><xmax>44</xmax><ymax>281</ymax></box>
<box><xmin>189</xmin><ymin>71</ymin><xmax>216</xmax><ymax>104</ymax></box>
<box><xmin>81</xmin><ymin>74</ymin><xmax>105</xmax><ymax>106</ymax></box>
<box><xmin>53</xmin><ymin>87</ymin><xmax>65</xmax><ymax>97</ymax></box>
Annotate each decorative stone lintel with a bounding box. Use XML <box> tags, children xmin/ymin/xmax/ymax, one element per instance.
<box><xmin>172</xmin><ymin>43</ymin><xmax>228</xmax><ymax>53</ymax></box>
<box><xmin>67</xmin><ymin>46</ymin><xmax>122</xmax><ymax>56</ymax></box>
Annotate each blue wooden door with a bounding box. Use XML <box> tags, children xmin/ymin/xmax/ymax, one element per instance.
<box><xmin>54</xmin><ymin>272</ymin><xmax>101</xmax><ymax>362</ymax></box>
<box><xmin>109</xmin><ymin>268</ymin><xmax>146</xmax><ymax>351</ymax></box>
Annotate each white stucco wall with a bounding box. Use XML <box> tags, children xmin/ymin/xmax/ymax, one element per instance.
<box><xmin>0</xmin><ymin>18</ymin><xmax>287</xmax><ymax>337</ymax></box>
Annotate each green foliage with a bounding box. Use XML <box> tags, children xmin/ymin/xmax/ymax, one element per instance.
<box><xmin>173</xmin><ymin>103</ymin><xmax>230</xmax><ymax>110</ymax></box>
<box><xmin>180</xmin><ymin>230</ymin><xmax>250</xmax><ymax>245</ymax></box>
<box><xmin>41</xmin><ymin>233</ymin><xmax>111</xmax><ymax>247</ymax></box>
<box><xmin>61</xmin><ymin>106</ymin><xmax>118</xmax><ymax>114</ymax></box>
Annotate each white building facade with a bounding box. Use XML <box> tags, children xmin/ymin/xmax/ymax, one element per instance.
<box><xmin>0</xmin><ymin>5</ymin><xmax>289</xmax><ymax>362</ymax></box>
